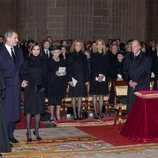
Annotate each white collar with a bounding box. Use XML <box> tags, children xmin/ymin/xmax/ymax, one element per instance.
<box><xmin>5</xmin><ymin>44</ymin><xmax>14</xmax><ymax>57</ymax></box>
<box><xmin>44</xmin><ymin>49</ymin><xmax>49</xmax><ymax>52</ymax></box>
<box><xmin>134</xmin><ymin>51</ymin><xmax>140</xmax><ymax>56</ymax></box>
<box><xmin>5</xmin><ymin>44</ymin><xmax>12</xmax><ymax>50</ymax></box>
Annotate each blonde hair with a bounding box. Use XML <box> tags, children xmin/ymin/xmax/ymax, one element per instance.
<box><xmin>95</xmin><ymin>39</ymin><xmax>106</xmax><ymax>54</ymax></box>
<box><xmin>70</xmin><ymin>39</ymin><xmax>85</xmax><ymax>53</ymax></box>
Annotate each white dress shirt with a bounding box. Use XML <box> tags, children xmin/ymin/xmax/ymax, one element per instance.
<box><xmin>5</xmin><ymin>44</ymin><xmax>15</xmax><ymax>57</ymax></box>
<box><xmin>44</xmin><ymin>49</ymin><xmax>50</xmax><ymax>57</ymax></box>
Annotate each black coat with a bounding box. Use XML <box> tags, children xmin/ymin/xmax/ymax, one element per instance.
<box><xmin>110</xmin><ymin>60</ymin><xmax>124</xmax><ymax>81</ymax></box>
<box><xmin>108</xmin><ymin>60</ymin><xmax>124</xmax><ymax>104</ymax></box>
<box><xmin>90</xmin><ymin>52</ymin><xmax>109</xmax><ymax>95</ymax></box>
<box><xmin>109</xmin><ymin>51</ymin><xmax>118</xmax><ymax>80</ymax></box>
<box><xmin>24</xmin><ymin>55</ymin><xmax>46</xmax><ymax>114</ymax></box>
<box><xmin>67</xmin><ymin>51</ymin><xmax>89</xmax><ymax>97</ymax></box>
<box><xmin>47</xmin><ymin>58</ymin><xmax>68</xmax><ymax>105</ymax></box>
<box><xmin>0</xmin><ymin>45</ymin><xmax>27</xmax><ymax>122</ymax></box>
<box><xmin>123</xmin><ymin>51</ymin><xmax>151</xmax><ymax>112</ymax></box>
<box><xmin>0</xmin><ymin>72</ymin><xmax>11</xmax><ymax>152</ymax></box>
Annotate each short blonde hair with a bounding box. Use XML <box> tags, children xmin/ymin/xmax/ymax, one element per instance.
<box><xmin>95</xmin><ymin>39</ymin><xmax>106</xmax><ymax>54</ymax></box>
<box><xmin>70</xmin><ymin>39</ymin><xmax>85</xmax><ymax>53</ymax></box>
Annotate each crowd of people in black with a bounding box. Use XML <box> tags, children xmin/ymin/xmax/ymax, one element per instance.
<box><xmin>0</xmin><ymin>30</ymin><xmax>158</xmax><ymax>156</ymax></box>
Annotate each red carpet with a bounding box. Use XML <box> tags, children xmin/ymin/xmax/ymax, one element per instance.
<box><xmin>77</xmin><ymin>125</ymin><xmax>141</xmax><ymax>146</ymax></box>
<box><xmin>16</xmin><ymin>113</ymin><xmax>46</xmax><ymax>129</ymax></box>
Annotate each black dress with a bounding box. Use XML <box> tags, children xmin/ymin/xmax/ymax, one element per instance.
<box><xmin>67</xmin><ymin>51</ymin><xmax>89</xmax><ymax>97</ymax></box>
<box><xmin>24</xmin><ymin>55</ymin><xmax>46</xmax><ymax>114</ymax></box>
<box><xmin>109</xmin><ymin>60</ymin><xmax>124</xmax><ymax>104</ymax></box>
<box><xmin>90</xmin><ymin>52</ymin><xmax>109</xmax><ymax>95</ymax></box>
<box><xmin>47</xmin><ymin>58</ymin><xmax>67</xmax><ymax>105</ymax></box>
<box><xmin>109</xmin><ymin>52</ymin><xmax>118</xmax><ymax>80</ymax></box>
<box><xmin>0</xmin><ymin>72</ymin><xmax>11</xmax><ymax>153</ymax></box>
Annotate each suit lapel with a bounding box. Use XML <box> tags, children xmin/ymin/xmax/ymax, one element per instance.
<box><xmin>135</xmin><ymin>51</ymin><xmax>143</xmax><ymax>66</ymax></box>
<box><xmin>1</xmin><ymin>45</ymin><xmax>14</xmax><ymax>62</ymax></box>
<box><xmin>0</xmin><ymin>45</ymin><xmax>17</xmax><ymax>76</ymax></box>
<box><xmin>131</xmin><ymin>51</ymin><xmax>143</xmax><ymax>66</ymax></box>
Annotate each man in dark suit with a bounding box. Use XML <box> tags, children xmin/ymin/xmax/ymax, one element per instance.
<box><xmin>0</xmin><ymin>30</ymin><xmax>28</xmax><ymax>144</ymax></box>
<box><xmin>123</xmin><ymin>40</ymin><xmax>151</xmax><ymax>112</ymax></box>
<box><xmin>41</xmin><ymin>40</ymin><xmax>52</xmax><ymax>59</ymax></box>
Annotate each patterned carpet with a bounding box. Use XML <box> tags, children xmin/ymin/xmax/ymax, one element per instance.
<box><xmin>51</xmin><ymin>116</ymin><xmax>126</xmax><ymax>127</ymax></box>
<box><xmin>2</xmin><ymin>127</ymin><xmax>158</xmax><ymax>158</ymax></box>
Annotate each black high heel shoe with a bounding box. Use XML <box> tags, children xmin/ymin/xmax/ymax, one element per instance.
<box><xmin>99</xmin><ymin>114</ymin><xmax>104</xmax><ymax>118</ymax></box>
<box><xmin>0</xmin><ymin>153</ymin><xmax>2</xmax><ymax>157</ymax></box>
<box><xmin>26</xmin><ymin>133</ymin><xmax>32</xmax><ymax>142</ymax></box>
<box><xmin>50</xmin><ymin>117</ymin><xmax>54</xmax><ymax>122</ymax></box>
<box><xmin>78</xmin><ymin>115</ymin><xmax>82</xmax><ymax>120</ymax></box>
<box><xmin>78</xmin><ymin>117</ymin><xmax>82</xmax><ymax>120</ymax></box>
<box><xmin>94</xmin><ymin>114</ymin><xmax>99</xmax><ymax>119</ymax></box>
<box><xmin>33</xmin><ymin>131</ymin><xmax>42</xmax><ymax>141</ymax></box>
<box><xmin>73</xmin><ymin>117</ymin><xmax>78</xmax><ymax>120</ymax></box>
<box><xmin>73</xmin><ymin>114</ymin><xmax>78</xmax><ymax>120</ymax></box>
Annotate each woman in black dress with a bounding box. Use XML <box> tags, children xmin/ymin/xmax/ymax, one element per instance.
<box><xmin>0</xmin><ymin>72</ymin><xmax>11</xmax><ymax>156</ymax></box>
<box><xmin>108</xmin><ymin>51</ymin><xmax>125</xmax><ymax>104</ymax></box>
<box><xmin>59</xmin><ymin>45</ymin><xmax>69</xmax><ymax>60</ymax></box>
<box><xmin>24</xmin><ymin>43</ymin><xmax>46</xmax><ymax>142</ymax></box>
<box><xmin>47</xmin><ymin>45</ymin><xmax>67</xmax><ymax>121</ymax></box>
<box><xmin>90</xmin><ymin>39</ymin><xmax>109</xmax><ymax>118</ymax></box>
<box><xmin>67</xmin><ymin>40</ymin><xmax>89</xmax><ymax>120</ymax></box>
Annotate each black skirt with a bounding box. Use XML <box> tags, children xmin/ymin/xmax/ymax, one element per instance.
<box><xmin>69</xmin><ymin>78</ymin><xmax>87</xmax><ymax>97</ymax></box>
<box><xmin>24</xmin><ymin>86</ymin><xmax>45</xmax><ymax>114</ymax></box>
<box><xmin>90</xmin><ymin>80</ymin><xmax>108</xmax><ymax>95</ymax></box>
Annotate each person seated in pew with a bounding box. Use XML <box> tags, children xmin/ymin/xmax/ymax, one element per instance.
<box><xmin>108</xmin><ymin>50</ymin><xmax>125</xmax><ymax>105</ymax></box>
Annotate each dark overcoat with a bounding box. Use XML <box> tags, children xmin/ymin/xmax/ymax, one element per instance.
<box><xmin>67</xmin><ymin>51</ymin><xmax>89</xmax><ymax>97</ymax></box>
<box><xmin>0</xmin><ymin>71</ymin><xmax>11</xmax><ymax>152</ymax></box>
<box><xmin>123</xmin><ymin>51</ymin><xmax>151</xmax><ymax>112</ymax></box>
<box><xmin>0</xmin><ymin>45</ymin><xmax>27</xmax><ymax>122</ymax></box>
<box><xmin>24</xmin><ymin>55</ymin><xmax>46</xmax><ymax>114</ymax></box>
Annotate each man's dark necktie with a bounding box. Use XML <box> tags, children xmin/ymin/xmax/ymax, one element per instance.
<box><xmin>46</xmin><ymin>50</ymin><xmax>49</xmax><ymax>58</ymax></box>
<box><xmin>11</xmin><ymin>48</ymin><xmax>16</xmax><ymax>63</ymax></box>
